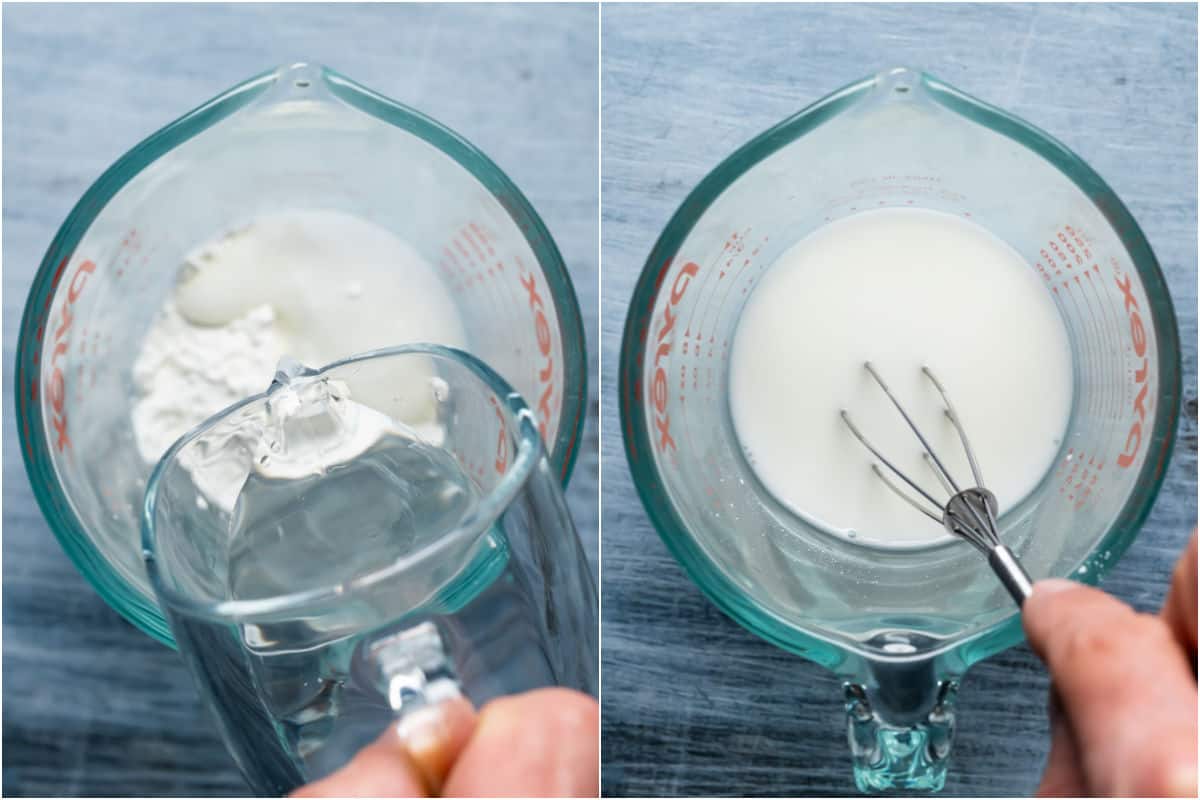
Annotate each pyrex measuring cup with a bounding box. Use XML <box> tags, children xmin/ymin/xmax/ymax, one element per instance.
<box><xmin>619</xmin><ymin>67</ymin><xmax>1180</xmax><ymax>791</ymax></box>
<box><xmin>16</xmin><ymin>63</ymin><xmax>587</xmax><ymax>647</ymax></box>
<box><xmin>144</xmin><ymin>345</ymin><xmax>597</xmax><ymax>794</ymax></box>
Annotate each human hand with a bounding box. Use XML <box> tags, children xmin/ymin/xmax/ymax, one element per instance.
<box><xmin>292</xmin><ymin>688</ymin><xmax>598</xmax><ymax>798</ymax></box>
<box><xmin>1023</xmin><ymin>533</ymin><xmax>1197</xmax><ymax>796</ymax></box>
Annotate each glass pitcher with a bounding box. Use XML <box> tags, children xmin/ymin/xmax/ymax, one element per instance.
<box><xmin>619</xmin><ymin>67</ymin><xmax>1180</xmax><ymax>791</ymax></box>
<box><xmin>143</xmin><ymin>345</ymin><xmax>597</xmax><ymax>794</ymax></box>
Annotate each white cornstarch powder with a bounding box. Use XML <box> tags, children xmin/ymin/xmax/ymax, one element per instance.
<box><xmin>130</xmin><ymin>210</ymin><xmax>468</xmax><ymax>467</ymax></box>
<box><xmin>132</xmin><ymin>303</ymin><xmax>285</xmax><ymax>462</ymax></box>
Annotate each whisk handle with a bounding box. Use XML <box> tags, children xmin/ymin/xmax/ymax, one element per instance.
<box><xmin>988</xmin><ymin>545</ymin><xmax>1034</xmax><ymax>606</ymax></box>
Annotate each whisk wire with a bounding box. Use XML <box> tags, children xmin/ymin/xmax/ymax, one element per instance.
<box><xmin>870</xmin><ymin>465</ymin><xmax>942</xmax><ymax>523</ymax></box>
<box><xmin>921</xmin><ymin>366</ymin><xmax>986</xmax><ymax>488</ymax></box>
<box><xmin>922</xmin><ymin>453</ymin><xmax>954</xmax><ymax>496</ymax></box>
<box><xmin>839</xmin><ymin>409</ymin><xmax>943</xmax><ymax>511</ymax></box>
<box><xmin>863</xmin><ymin>362</ymin><xmax>962</xmax><ymax>495</ymax></box>
<box><xmin>841</xmin><ymin>362</ymin><xmax>1033</xmax><ymax>606</ymax></box>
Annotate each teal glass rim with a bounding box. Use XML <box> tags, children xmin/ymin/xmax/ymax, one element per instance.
<box><xmin>618</xmin><ymin>68</ymin><xmax>1181</xmax><ymax>670</ymax></box>
<box><xmin>16</xmin><ymin>63</ymin><xmax>588</xmax><ymax>647</ymax></box>
<box><xmin>142</xmin><ymin>343</ymin><xmax>542</xmax><ymax>626</ymax></box>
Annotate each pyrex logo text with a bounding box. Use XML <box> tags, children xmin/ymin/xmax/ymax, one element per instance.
<box><xmin>44</xmin><ymin>259</ymin><xmax>96</xmax><ymax>452</ymax></box>
<box><xmin>652</xmin><ymin>261</ymin><xmax>699</xmax><ymax>452</ymax></box>
<box><xmin>1115</xmin><ymin>272</ymin><xmax>1150</xmax><ymax>469</ymax></box>
<box><xmin>519</xmin><ymin>270</ymin><xmax>555</xmax><ymax>441</ymax></box>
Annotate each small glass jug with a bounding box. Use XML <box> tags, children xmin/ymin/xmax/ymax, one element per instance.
<box><xmin>144</xmin><ymin>345</ymin><xmax>597</xmax><ymax>795</ymax></box>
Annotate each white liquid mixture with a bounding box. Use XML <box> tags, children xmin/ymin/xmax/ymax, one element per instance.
<box><xmin>729</xmin><ymin>208</ymin><xmax>1073</xmax><ymax>548</ymax></box>
<box><xmin>132</xmin><ymin>210</ymin><xmax>466</xmax><ymax>463</ymax></box>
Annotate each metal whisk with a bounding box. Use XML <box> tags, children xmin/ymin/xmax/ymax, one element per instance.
<box><xmin>840</xmin><ymin>362</ymin><xmax>1034</xmax><ymax>606</ymax></box>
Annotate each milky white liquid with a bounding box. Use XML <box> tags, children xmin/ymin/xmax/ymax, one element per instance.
<box><xmin>729</xmin><ymin>208</ymin><xmax>1073</xmax><ymax>548</ymax></box>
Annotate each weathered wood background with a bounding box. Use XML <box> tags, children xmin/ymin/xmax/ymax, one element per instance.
<box><xmin>601</xmin><ymin>3</ymin><xmax>1197</xmax><ymax>796</ymax></box>
<box><xmin>2</xmin><ymin>4</ymin><xmax>598</xmax><ymax>795</ymax></box>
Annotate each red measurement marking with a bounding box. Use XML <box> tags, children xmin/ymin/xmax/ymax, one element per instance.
<box><xmin>469</xmin><ymin>222</ymin><xmax>496</xmax><ymax>257</ymax></box>
<box><xmin>42</xmin><ymin>259</ymin><xmax>97</xmax><ymax>452</ymax></box>
<box><xmin>50</xmin><ymin>257</ymin><xmax>67</xmax><ymax>289</ymax></box>
<box><xmin>1115</xmin><ymin>270</ymin><xmax>1151</xmax><ymax>468</ymax></box>
<box><xmin>460</xmin><ymin>225</ymin><xmax>487</xmax><ymax>264</ymax></box>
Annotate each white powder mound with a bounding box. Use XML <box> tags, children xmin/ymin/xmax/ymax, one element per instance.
<box><xmin>130</xmin><ymin>210</ymin><xmax>467</xmax><ymax>472</ymax></box>
<box><xmin>131</xmin><ymin>303</ymin><xmax>285</xmax><ymax>463</ymax></box>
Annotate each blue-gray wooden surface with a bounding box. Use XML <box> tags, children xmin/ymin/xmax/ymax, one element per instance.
<box><xmin>601</xmin><ymin>3</ymin><xmax>1197</xmax><ymax>797</ymax></box>
<box><xmin>2</xmin><ymin>4</ymin><xmax>598</xmax><ymax>796</ymax></box>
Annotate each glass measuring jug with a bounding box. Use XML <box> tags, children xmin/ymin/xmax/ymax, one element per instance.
<box><xmin>619</xmin><ymin>67</ymin><xmax>1180</xmax><ymax>791</ymax></box>
<box><xmin>16</xmin><ymin>63</ymin><xmax>587</xmax><ymax>647</ymax></box>
<box><xmin>143</xmin><ymin>345</ymin><xmax>597</xmax><ymax>795</ymax></box>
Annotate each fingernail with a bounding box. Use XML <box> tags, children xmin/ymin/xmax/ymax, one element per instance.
<box><xmin>396</xmin><ymin>704</ymin><xmax>445</xmax><ymax>761</ymax></box>
<box><xmin>1032</xmin><ymin>578</ymin><xmax>1078</xmax><ymax>596</ymax></box>
<box><xmin>394</xmin><ymin>697</ymin><xmax>476</xmax><ymax>794</ymax></box>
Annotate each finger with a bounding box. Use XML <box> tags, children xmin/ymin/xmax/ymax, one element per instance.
<box><xmin>292</xmin><ymin>695</ymin><xmax>476</xmax><ymax>798</ymax></box>
<box><xmin>442</xmin><ymin>688</ymin><xmax>599</xmax><ymax>798</ymax></box>
<box><xmin>397</xmin><ymin>696</ymin><xmax>478</xmax><ymax>792</ymax></box>
<box><xmin>1161</xmin><ymin>532</ymin><xmax>1197</xmax><ymax>663</ymax></box>
<box><xmin>1035</xmin><ymin>690</ymin><xmax>1086</xmax><ymax>797</ymax></box>
<box><xmin>1024</xmin><ymin>579</ymin><xmax>1198</xmax><ymax>797</ymax></box>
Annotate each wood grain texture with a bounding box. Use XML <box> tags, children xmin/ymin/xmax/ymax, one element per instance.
<box><xmin>2</xmin><ymin>4</ymin><xmax>598</xmax><ymax>796</ymax></box>
<box><xmin>600</xmin><ymin>3</ymin><xmax>1196</xmax><ymax>797</ymax></box>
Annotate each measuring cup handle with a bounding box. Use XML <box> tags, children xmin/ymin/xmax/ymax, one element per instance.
<box><xmin>359</xmin><ymin>620</ymin><xmax>464</xmax><ymax>714</ymax></box>
<box><xmin>844</xmin><ymin>678</ymin><xmax>959</xmax><ymax>792</ymax></box>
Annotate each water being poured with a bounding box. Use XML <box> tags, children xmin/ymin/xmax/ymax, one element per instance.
<box><xmin>226</xmin><ymin>428</ymin><xmax>481</xmax><ymax>602</ymax></box>
<box><xmin>163</xmin><ymin>365</ymin><xmax>518</xmax><ymax>787</ymax></box>
<box><xmin>216</xmin><ymin>363</ymin><xmax>498</xmax><ymax>620</ymax></box>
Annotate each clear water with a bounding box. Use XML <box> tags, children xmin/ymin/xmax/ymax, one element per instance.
<box><xmin>159</xmin><ymin>370</ymin><xmax>592</xmax><ymax>794</ymax></box>
<box><xmin>169</xmin><ymin>428</ymin><xmax>534</xmax><ymax>793</ymax></box>
<box><xmin>226</xmin><ymin>430</ymin><xmax>481</xmax><ymax>602</ymax></box>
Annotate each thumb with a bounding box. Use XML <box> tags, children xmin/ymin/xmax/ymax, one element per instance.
<box><xmin>291</xmin><ymin>695</ymin><xmax>476</xmax><ymax>797</ymax></box>
<box><xmin>443</xmin><ymin>688</ymin><xmax>598</xmax><ymax>797</ymax></box>
<box><xmin>1023</xmin><ymin>579</ymin><xmax>1197</xmax><ymax>796</ymax></box>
